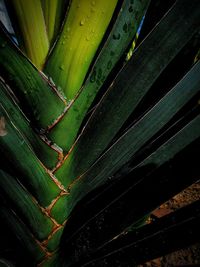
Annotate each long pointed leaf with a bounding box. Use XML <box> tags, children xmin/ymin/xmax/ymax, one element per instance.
<box><xmin>47</xmin><ymin>0</ymin><xmax>150</xmax><ymax>150</ymax></box>
<box><xmin>0</xmin><ymin>80</ymin><xmax>59</xmax><ymax>169</ymax></box>
<box><xmin>56</xmin><ymin>0</ymin><xmax>200</xmax><ymax>182</ymax></box>
<box><xmin>44</xmin><ymin>0</ymin><xmax>118</xmax><ymax>99</ymax></box>
<box><xmin>0</xmin><ymin>204</ymin><xmax>45</xmax><ymax>263</ymax></box>
<box><xmin>8</xmin><ymin>0</ymin><xmax>49</xmax><ymax>69</ymax></box>
<box><xmin>0</xmin><ymin>170</ymin><xmax>53</xmax><ymax>240</ymax></box>
<box><xmin>41</xmin><ymin>0</ymin><xmax>67</xmax><ymax>46</ymax></box>
<box><xmin>0</xmin><ymin>104</ymin><xmax>60</xmax><ymax>207</ymax></box>
<box><xmin>60</xmin><ymin>118</ymin><xmax>200</xmax><ymax>264</ymax></box>
<box><xmin>65</xmin><ymin>111</ymin><xmax>200</xmax><ymax>224</ymax></box>
<box><xmin>56</xmin><ymin>60</ymin><xmax>200</xmax><ymax>188</ymax></box>
<box><xmin>0</xmin><ymin>25</ymin><xmax>65</xmax><ymax>128</ymax></box>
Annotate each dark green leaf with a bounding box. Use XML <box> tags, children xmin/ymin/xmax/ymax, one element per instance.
<box><xmin>0</xmin><ymin>25</ymin><xmax>65</xmax><ymax>129</ymax></box>
<box><xmin>59</xmin><ymin>118</ymin><xmax>200</xmax><ymax>265</ymax></box>
<box><xmin>56</xmin><ymin>0</ymin><xmax>200</xmax><ymax>184</ymax></box>
<box><xmin>47</xmin><ymin>0</ymin><xmax>150</xmax><ymax>150</ymax></box>
<box><xmin>56</xmin><ymin>60</ymin><xmax>200</xmax><ymax>190</ymax></box>
<box><xmin>0</xmin><ymin>169</ymin><xmax>54</xmax><ymax>240</ymax></box>
<box><xmin>0</xmin><ymin>204</ymin><xmax>45</xmax><ymax>263</ymax></box>
<box><xmin>0</xmin><ymin>103</ymin><xmax>61</xmax><ymax>207</ymax></box>
<box><xmin>0</xmin><ymin>80</ymin><xmax>59</xmax><ymax>169</ymax></box>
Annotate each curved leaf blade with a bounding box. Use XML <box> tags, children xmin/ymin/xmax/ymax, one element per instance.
<box><xmin>0</xmin><ymin>104</ymin><xmax>60</xmax><ymax>207</ymax></box>
<box><xmin>0</xmin><ymin>170</ymin><xmax>54</xmax><ymax>240</ymax></box>
<box><xmin>48</xmin><ymin>0</ymin><xmax>150</xmax><ymax>150</ymax></box>
<box><xmin>8</xmin><ymin>0</ymin><xmax>49</xmax><ymax>69</ymax></box>
<box><xmin>0</xmin><ymin>80</ymin><xmax>59</xmax><ymax>169</ymax></box>
<box><xmin>0</xmin><ymin>25</ymin><xmax>65</xmax><ymax>128</ymax></box>
<box><xmin>60</xmin><ymin>116</ymin><xmax>200</xmax><ymax>265</ymax></box>
<box><xmin>44</xmin><ymin>0</ymin><xmax>118</xmax><ymax>99</ymax></box>
<box><xmin>56</xmin><ymin>0</ymin><xmax>200</xmax><ymax>183</ymax></box>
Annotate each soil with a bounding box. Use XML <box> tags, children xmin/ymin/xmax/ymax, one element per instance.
<box><xmin>139</xmin><ymin>181</ymin><xmax>200</xmax><ymax>267</ymax></box>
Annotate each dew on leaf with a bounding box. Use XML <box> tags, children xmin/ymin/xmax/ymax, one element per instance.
<box><xmin>80</xmin><ymin>19</ymin><xmax>85</xmax><ymax>26</ymax></box>
<box><xmin>91</xmin><ymin>0</ymin><xmax>96</xmax><ymax>6</ymax></box>
<box><xmin>129</xmin><ymin>6</ymin><xmax>133</xmax><ymax>13</ymax></box>
<box><xmin>107</xmin><ymin>60</ymin><xmax>112</xmax><ymax>70</ymax></box>
<box><xmin>123</xmin><ymin>23</ymin><xmax>128</xmax><ymax>33</ymax></box>
<box><xmin>113</xmin><ymin>33</ymin><xmax>121</xmax><ymax>40</ymax></box>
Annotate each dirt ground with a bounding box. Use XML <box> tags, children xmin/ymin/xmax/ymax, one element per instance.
<box><xmin>139</xmin><ymin>182</ymin><xmax>200</xmax><ymax>267</ymax></box>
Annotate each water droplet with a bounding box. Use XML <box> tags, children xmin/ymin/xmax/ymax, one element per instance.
<box><xmin>90</xmin><ymin>69</ymin><xmax>96</xmax><ymax>83</ymax></box>
<box><xmin>91</xmin><ymin>0</ymin><xmax>96</xmax><ymax>6</ymax></box>
<box><xmin>87</xmin><ymin>93</ymin><xmax>93</xmax><ymax>99</ymax></box>
<box><xmin>21</xmin><ymin>140</ymin><xmax>25</xmax><ymax>145</ymax></box>
<box><xmin>129</xmin><ymin>6</ymin><xmax>133</xmax><ymax>12</ymax></box>
<box><xmin>97</xmin><ymin>68</ymin><xmax>102</xmax><ymax>79</ymax></box>
<box><xmin>113</xmin><ymin>33</ymin><xmax>121</xmax><ymax>40</ymax></box>
<box><xmin>91</xmin><ymin>8</ymin><xmax>95</xmax><ymax>13</ymax></box>
<box><xmin>61</xmin><ymin>41</ymin><xmax>65</xmax><ymax>45</ymax></box>
<box><xmin>135</xmin><ymin>10</ymin><xmax>139</xmax><ymax>20</ymax></box>
<box><xmin>59</xmin><ymin>65</ymin><xmax>64</xmax><ymax>70</ymax></box>
<box><xmin>123</xmin><ymin>23</ymin><xmax>128</xmax><ymax>33</ymax></box>
<box><xmin>86</xmin><ymin>36</ymin><xmax>90</xmax><ymax>41</ymax></box>
<box><xmin>101</xmin><ymin>10</ymin><xmax>105</xmax><ymax>15</ymax></box>
<box><xmin>80</xmin><ymin>19</ymin><xmax>85</xmax><ymax>26</ymax></box>
<box><xmin>77</xmin><ymin>3</ymin><xmax>80</xmax><ymax>8</ymax></box>
<box><xmin>107</xmin><ymin>60</ymin><xmax>112</xmax><ymax>70</ymax></box>
<box><xmin>66</xmin><ymin>27</ymin><xmax>70</xmax><ymax>33</ymax></box>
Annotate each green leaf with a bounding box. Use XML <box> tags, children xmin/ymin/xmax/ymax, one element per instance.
<box><xmin>0</xmin><ymin>80</ymin><xmax>59</xmax><ymax>169</ymax></box>
<box><xmin>0</xmin><ymin>25</ymin><xmax>65</xmax><ymax>129</ymax></box>
<box><xmin>41</xmin><ymin>0</ymin><xmax>67</xmax><ymax>46</ymax></box>
<box><xmin>55</xmin><ymin>0</ymin><xmax>200</xmax><ymax>183</ymax></box>
<box><xmin>47</xmin><ymin>0</ymin><xmax>150</xmax><ymax>150</ymax></box>
<box><xmin>44</xmin><ymin>0</ymin><xmax>118</xmax><ymax>99</ymax></box>
<box><xmin>0</xmin><ymin>170</ymin><xmax>54</xmax><ymax>240</ymax></box>
<box><xmin>55</xmin><ymin>59</ymin><xmax>200</xmax><ymax>189</ymax></box>
<box><xmin>60</xmin><ymin>117</ymin><xmax>200</xmax><ymax>265</ymax></box>
<box><xmin>0</xmin><ymin>104</ymin><xmax>61</xmax><ymax>207</ymax></box>
<box><xmin>65</xmin><ymin>103</ymin><xmax>200</xmax><ymax>219</ymax></box>
<box><xmin>8</xmin><ymin>0</ymin><xmax>49</xmax><ymax>69</ymax></box>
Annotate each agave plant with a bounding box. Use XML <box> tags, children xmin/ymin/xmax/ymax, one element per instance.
<box><xmin>0</xmin><ymin>0</ymin><xmax>200</xmax><ymax>266</ymax></box>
